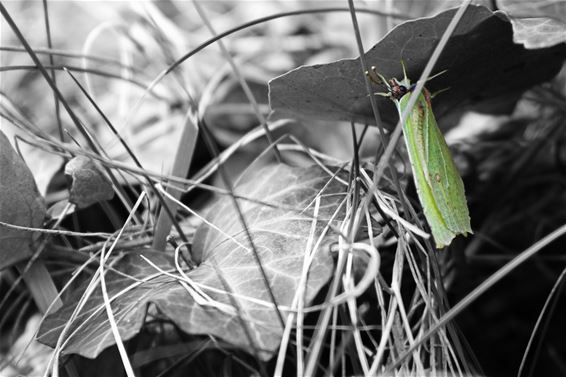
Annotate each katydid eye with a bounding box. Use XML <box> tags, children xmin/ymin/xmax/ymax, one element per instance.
<box><xmin>389</xmin><ymin>82</ymin><xmax>409</xmax><ymax>100</ymax></box>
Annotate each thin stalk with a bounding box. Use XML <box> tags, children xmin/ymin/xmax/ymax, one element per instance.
<box><xmin>518</xmin><ymin>266</ymin><xmax>566</xmax><ymax>377</ymax></box>
<box><xmin>0</xmin><ymin>64</ymin><xmax>167</xmax><ymax>100</ymax></box>
<box><xmin>387</xmin><ymin>223</ymin><xmax>566</xmax><ymax>372</ymax></box>
<box><xmin>41</xmin><ymin>0</ymin><xmax>63</xmax><ymax>141</ymax></box>
<box><xmin>0</xmin><ymin>45</ymin><xmax>143</xmax><ymax>70</ymax></box>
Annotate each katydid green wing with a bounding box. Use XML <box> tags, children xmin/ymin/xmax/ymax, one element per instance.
<box><xmin>422</xmin><ymin>91</ymin><xmax>472</xmax><ymax>236</ymax></box>
<box><xmin>398</xmin><ymin>90</ymin><xmax>472</xmax><ymax>248</ymax></box>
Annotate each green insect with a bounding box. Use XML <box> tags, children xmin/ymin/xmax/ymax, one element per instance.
<box><xmin>368</xmin><ymin>63</ymin><xmax>472</xmax><ymax>248</ymax></box>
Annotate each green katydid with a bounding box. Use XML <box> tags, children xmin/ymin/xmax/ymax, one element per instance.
<box><xmin>368</xmin><ymin>63</ymin><xmax>472</xmax><ymax>248</ymax></box>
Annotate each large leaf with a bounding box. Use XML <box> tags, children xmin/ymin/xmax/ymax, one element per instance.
<box><xmin>268</xmin><ymin>5</ymin><xmax>566</xmax><ymax>127</ymax></box>
<box><xmin>38</xmin><ymin>164</ymin><xmax>348</xmax><ymax>359</ymax></box>
<box><xmin>0</xmin><ymin>130</ymin><xmax>46</xmax><ymax>270</ymax></box>
<box><xmin>498</xmin><ymin>0</ymin><xmax>566</xmax><ymax>49</ymax></box>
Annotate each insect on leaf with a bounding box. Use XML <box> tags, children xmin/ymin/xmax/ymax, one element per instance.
<box><xmin>374</xmin><ymin>67</ymin><xmax>472</xmax><ymax>248</ymax></box>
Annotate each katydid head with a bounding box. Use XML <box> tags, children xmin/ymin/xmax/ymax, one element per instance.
<box><xmin>366</xmin><ymin>66</ymin><xmax>410</xmax><ymax>99</ymax></box>
<box><xmin>366</xmin><ymin>60</ymin><xmax>448</xmax><ymax>101</ymax></box>
<box><xmin>388</xmin><ymin>78</ymin><xmax>410</xmax><ymax>101</ymax></box>
<box><xmin>366</xmin><ymin>63</ymin><xmax>447</xmax><ymax>101</ymax></box>
<box><xmin>396</xmin><ymin>60</ymin><xmax>449</xmax><ymax>99</ymax></box>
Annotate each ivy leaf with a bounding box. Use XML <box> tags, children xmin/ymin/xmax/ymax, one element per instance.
<box><xmin>0</xmin><ymin>130</ymin><xmax>46</xmax><ymax>270</ymax></box>
<box><xmin>268</xmin><ymin>5</ymin><xmax>566</xmax><ymax>127</ymax></box>
<box><xmin>38</xmin><ymin>164</ymin><xmax>348</xmax><ymax>359</ymax></box>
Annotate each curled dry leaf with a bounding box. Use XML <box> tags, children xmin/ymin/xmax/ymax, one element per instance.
<box><xmin>64</xmin><ymin>156</ymin><xmax>114</xmax><ymax>209</ymax></box>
